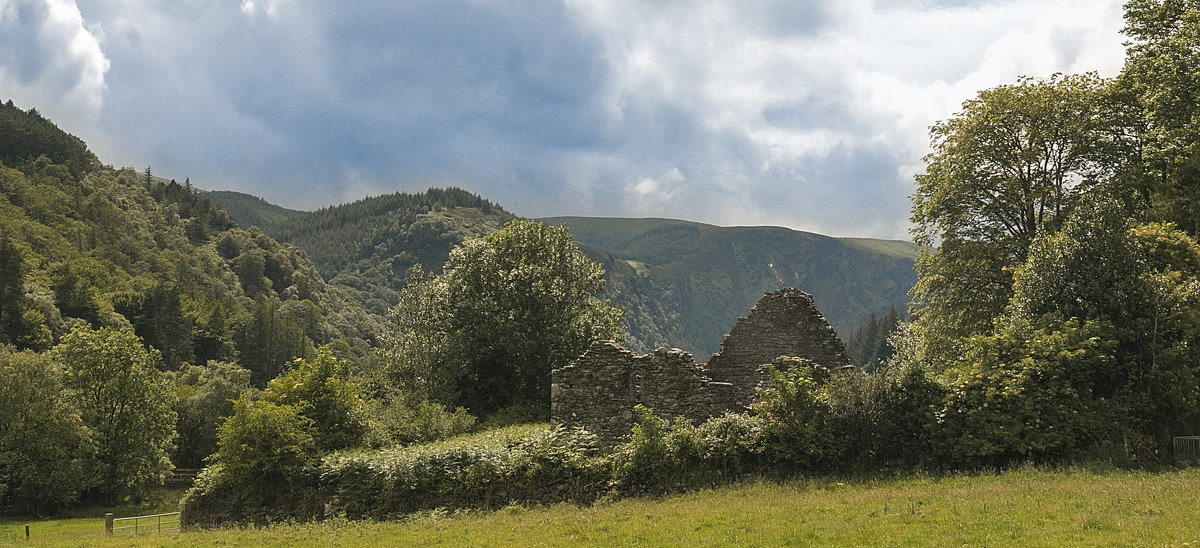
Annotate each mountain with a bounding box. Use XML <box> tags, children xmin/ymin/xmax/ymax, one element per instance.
<box><xmin>542</xmin><ymin>217</ymin><xmax>917</xmax><ymax>358</ymax></box>
<box><xmin>207</xmin><ymin>185</ymin><xmax>917</xmax><ymax>360</ymax></box>
<box><xmin>208</xmin><ymin>188</ymin><xmax>517</xmax><ymax>318</ymax></box>
<box><xmin>0</xmin><ymin>100</ymin><xmax>378</xmax><ymax>383</ymax></box>
<box><xmin>202</xmin><ymin>190</ymin><xmax>306</xmax><ymax>229</ymax></box>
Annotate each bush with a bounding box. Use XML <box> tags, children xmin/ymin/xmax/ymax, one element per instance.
<box><xmin>612</xmin><ymin>406</ymin><xmax>767</xmax><ymax>495</ymax></box>
<box><xmin>934</xmin><ymin>316</ymin><xmax>1117</xmax><ymax>468</ymax></box>
<box><xmin>821</xmin><ymin>364</ymin><xmax>944</xmax><ymax>472</ymax></box>
<box><xmin>752</xmin><ymin>360</ymin><xmax>838</xmax><ymax>471</ymax></box>
<box><xmin>182</xmin><ymin>397</ymin><xmax>323</xmax><ymax>526</ymax></box>
<box><xmin>321</xmin><ymin>424</ymin><xmax>607</xmax><ymax>519</ymax></box>
<box><xmin>264</xmin><ymin>346</ymin><xmax>370</xmax><ymax>452</ymax></box>
<box><xmin>368</xmin><ymin>398</ymin><xmax>476</xmax><ymax>447</ymax></box>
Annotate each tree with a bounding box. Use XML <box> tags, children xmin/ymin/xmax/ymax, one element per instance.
<box><xmin>910</xmin><ymin>73</ymin><xmax>1110</xmax><ymax>363</ymax></box>
<box><xmin>383</xmin><ymin>220</ymin><xmax>623</xmax><ymax>416</ymax></box>
<box><xmin>262</xmin><ymin>346</ymin><xmax>369</xmax><ymax>452</ymax></box>
<box><xmin>1121</xmin><ymin>0</ymin><xmax>1200</xmax><ymax>234</ymax></box>
<box><xmin>1008</xmin><ymin>195</ymin><xmax>1200</xmax><ymax>445</ymax></box>
<box><xmin>235</xmin><ymin>297</ymin><xmax>313</xmax><ymax>387</ymax></box>
<box><xmin>845</xmin><ymin>306</ymin><xmax>902</xmax><ymax>372</ymax></box>
<box><xmin>167</xmin><ymin>361</ymin><xmax>255</xmax><ymax>468</ymax></box>
<box><xmin>0</xmin><ymin>348</ymin><xmax>94</xmax><ymax>515</ymax></box>
<box><xmin>54</xmin><ymin>325</ymin><xmax>177</xmax><ymax>502</ymax></box>
<box><xmin>0</xmin><ymin>234</ymin><xmax>23</xmax><ymax>346</ymax></box>
<box><xmin>134</xmin><ymin>282</ymin><xmax>194</xmax><ymax>370</ymax></box>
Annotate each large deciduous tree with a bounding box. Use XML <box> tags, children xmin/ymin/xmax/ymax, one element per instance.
<box><xmin>54</xmin><ymin>325</ymin><xmax>177</xmax><ymax>502</ymax></box>
<box><xmin>383</xmin><ymin>220</ymin><xmax>623</xmax><ymax>417</ymax></box>
<box><xmin>910</xmin><ymin>73</ymin><xmax>1110</xmax><ymax>363</ymax></box>
<box><xmin>0</xmin><ymin>348</ymin><xmax>94</xmax><ymax>515</ymax></box>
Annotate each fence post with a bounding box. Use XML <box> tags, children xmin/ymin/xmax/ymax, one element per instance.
<box><xmin>104</xmin><ymin>513</ymin><xmax>113</xmax><ymax>535</ymax></box>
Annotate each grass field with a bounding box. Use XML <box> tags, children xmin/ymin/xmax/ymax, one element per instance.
<box><xmin>4</xmin><ymin>466</ymin><xmax>1199</xmax><ymax>546</ymax></box>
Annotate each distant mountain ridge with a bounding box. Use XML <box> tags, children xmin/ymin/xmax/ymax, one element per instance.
<box><xmin>205</xmin><ymin>186</ymin><xmax>918</xmax><ymax>359</ymax></box>
<box><xmin>542</xmin><ymin>216</ymin><xmax>916</xmax><ymax>357</ymax></box>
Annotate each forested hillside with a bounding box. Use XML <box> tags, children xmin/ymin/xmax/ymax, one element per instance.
<box><xmin>202</xmin><ymin>190</ymin><xmax>305</xmax><ymax>229</ymax></box>
<box><xmin>0</xmin><ymin>100</ymin><xmax>379</xmax><ymax>371</ymax></box>
<box><xmin>208</xmin><ymin>191</ymin><xmax>918</xmax><ymax>359</ymax></box>
<box><xmin>544</xmin><ymin>217</ymin><xmax>917</xmax><ymax>357</ymax></box>
<box><xmin>209</xmin><ymin>189</ymin><xmax>516</xmax><ymax>317</ymax></box>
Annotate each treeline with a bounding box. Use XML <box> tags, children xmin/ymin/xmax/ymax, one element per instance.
<box><xmin>259</xmin><ymin>187</ymin><xmax>513</xmax><ymax>277</ymax></box>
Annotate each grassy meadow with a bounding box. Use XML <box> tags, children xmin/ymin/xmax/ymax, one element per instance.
<box><xmin>4</xmin><ymin>466</ymin><xmax>1200</xmax><ymax>547</ymax></box>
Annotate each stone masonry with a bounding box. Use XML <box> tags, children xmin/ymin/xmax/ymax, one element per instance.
<box><xmin>706</xmin><ymin>287</ymin><xmax>851</xmax><ymax>406</ymax></box>
<box><xmin>550</xmin><ymin>342</ymin><xmax>738</xmax><ymax>443</ymax></box>
<box><xmin>551</xmin><ymin>288</ymin><xmax>851</xmax><ymax>443</ymax></box>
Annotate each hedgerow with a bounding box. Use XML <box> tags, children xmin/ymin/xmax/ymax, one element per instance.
<box><xmin>320</xmin><ymin>423</ymin><xmax>608</xmax><ymax>519</ymax></box>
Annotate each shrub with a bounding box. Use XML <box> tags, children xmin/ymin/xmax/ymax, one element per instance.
<box><xmin>612</xmin><ymin>407</ymin><xmax>767</xmax><ymax>495</ymax></box>
<box><xmin>182</xmin><ymin>397</ymin><xmax>323</xmax><ymax>526</ymax></box>
<box><xmin>368</xmin><ymin>397</ymin><xmax>476</xmax><ymax>447</ymax></box>
<box><xmin>264</xmin><ymin>346</ymin><xmax>370</xmax><ymax>452</ymax></box>
<box><xmin>821</xmin><ymin>364</ymin><xmax>944</xmax><ymax>472</ymax></box>
<box><xmin>752</xmin><ymin>360</ymin><xmax>838</xmax><ymax>471</ymax></box>
<box><xmin>321</xmin><ymin>424</ymin><xmax>607</xmax><ymax>519</ymax></box>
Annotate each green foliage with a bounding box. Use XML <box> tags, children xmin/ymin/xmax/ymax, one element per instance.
<box><xmin>53</xmin><ymin>325</ymin><xmax>176</xmax><ymax>502</ymax></box>
<box><xmin>821</xmin><ymin>363</ymin><xmax>944</xmax><ymax>472</ymax></box>
<box><xmin>1007</xmin><ymin>197</ymin><xmax>1200</xmax><ymax>447</ymax></box>
<box><xmin>0</xmin><ymin>99</ymin><xmax>378</xmax><ymax>380</ymax></box>
<box><xmin>1121</xmin><ymin>0</ymin><xmax>1200</xmax><ymax>235</ymax></box>
<box><xmin>844</xmin><ymin>306</ymin><xmax>903</xmax><ymax>372</ymax></box>
<box><xmin>183</xmin><ymin>397</ymin><xmax>321</xmax><ymax>526</ymax></box>
<box><xmin>202</xmin><ymin>190</ymin><xmax>304</xmax><ymax>229</ymax></box>
<box><xmin>611</xmin><ymin>407</ymin><xmax>766</xmax><ymax>495</ymax></box>
<box><xmin>935</xmin><ymin>317</ymin><xmax>1118</xmax><ymax>467</ymax></box>
<box><xmin>0</xmin><ymin>101</ymin><xmax>97</xmax><ymax>179</ymax></box>
<box><xmin>167</xmin><ymin>361</ymin><xmax>255</xmax><ymax>468</ymax></box>
<box><xmin>383</xmin><ymin>219</ymin><xmax>623</xmax><ymax>416</ymax></box>
<box><xmin>262</xmin><ymin>347</ymin><xmax>370</xmax><ymax>452</ymax></box>
<box><xmin>317</xmin><ymin>424</ymin><xmax>606</xmax><ymax>520</ymax></box>
<box><xmin>752</xmin><ymin>360</ymin><xmax>838</xmax><ymax>470</ymax></box>
<box><xmin>910</xmin><ymin>73</ymin><xmax>1112</xmax><ymax>365</ymax></box>
<box><xmin>211</xmin><ymin>397</ymin><xmax>317</xmax><ymax>489</ymax></box>
<box><xmin>235</xmin><ymin>297</ymin><xmax>314</xmax><ymax>387</ymax></box>
<box><xmin>366</xmin><ymin>397</ymin><xmax>475</xmax><ymax>447</ymax></box>
<box><xmin>0</xmin><ymin>348</ymin><xmax>94</xmax><ymax>515</ymax></box>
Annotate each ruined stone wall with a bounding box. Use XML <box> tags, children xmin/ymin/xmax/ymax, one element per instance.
<box><xmin>551</xmin><ymin>341</ymin><xmax>737</xmax><ymax>443</ymax></box>
<box><xmin>551</xmin><ymin>288</ymin><xmax>850</xmax><ymax>443</ymax></box>
<box><xmin>706</xmin><ymin>288</ymin><xmax>850</xmax><ymax>405</ymax></box>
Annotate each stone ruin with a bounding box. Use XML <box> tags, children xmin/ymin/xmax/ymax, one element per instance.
<box><xmin>551</xmin><ymin>288</ymin><xmax>851</xmax><ymax>443</ymax></box>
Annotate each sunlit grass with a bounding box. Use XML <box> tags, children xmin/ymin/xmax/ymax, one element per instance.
<box><xmin>5</xmin><ymin>466</ymin><xmax>1200</xmax><ymax>546</ymax></box>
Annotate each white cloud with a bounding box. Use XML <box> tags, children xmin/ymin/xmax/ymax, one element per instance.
<box><xmin>0</xmin><ymin>0</ymin><xmax>1129</xmax><ymax>239</ymax></box>
<box><xmin>0</xmin><ymin>0</ymin><xmax>109</xmax><ymax>122</ymax></box>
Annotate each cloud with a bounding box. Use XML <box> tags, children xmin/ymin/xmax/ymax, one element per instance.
<box><xmin>0</xmin><ymin>0</ymin><xmax>109</xmax><ymax>122</ymax></box>
<box><xmin>1</xmin><ymin>0</ymin><xmax>1128</xmax><ymax>239</ymax></box>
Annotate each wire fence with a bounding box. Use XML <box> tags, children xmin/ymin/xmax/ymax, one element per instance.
<box><xmin>104</xmin><ymin>511</ymin><xmax>181</xmax><ymax>536</ymax></box>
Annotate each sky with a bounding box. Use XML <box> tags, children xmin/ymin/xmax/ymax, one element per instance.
<box><xmin>0</xmin><ymin>0</ymin><xmax>1129</xmax><ymax>239</ymax></box>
